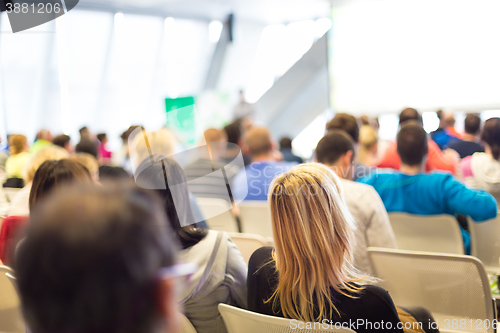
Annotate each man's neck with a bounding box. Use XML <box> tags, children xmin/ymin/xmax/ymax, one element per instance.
<box><xmin>462</xmin><ymin>133</ymin><xmax>476</xmax><ymax>142</ymax></box>
<box><xmin>400</xmin><ymin>164</ymin><xmax>424</xmax><ymax>175</ymax></box>
<box><xmin>252</xmin><ymin>153</ymin><xmax>273</xmax><ymax>163</ymax></box>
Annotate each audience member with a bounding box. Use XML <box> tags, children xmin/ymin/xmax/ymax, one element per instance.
<box><xmin>8</xmin><ymin>146</ymin><xmax>68</xmax><ymax>216</ymax></box>
<box><xmin>233</xmin><ymin>90</ymin><xmax>254</xmax><ymax>121</ymax></box>
<box><xmin>278</xmin><ymin>137</ymin><xmax>303</xmax><ymax>164</ymax></box>
<box><xmin>52</xmin><ymin>134</ymin><xmax>72</xmax><ymax>153</ymax></box>
<box><xmin>29</xmin><ymin>129</ymin><xmax>53</xmax><ymax>154</ymax></box>
<box><xmin>136</xmin><ymin>157</ymin><xmax>247</xmax><ymax>333</ymax></box>
<box><xmin>358</xmin><ymin>125</ymin><xmax>378</xmax><ymax>166</ymax></box>
<box><xmin>5</xmin><ymin>134</ymin><xmax>30</xmax><ymax>187</ymax></box>
<box><xmin>130</xmin><ymin>128</ymin><xmax>176</xmax><ymax>169</ymax></box>
<box><xmin>75</xmin><ymin>139</ymin><xmax>98</xmax><ymax>159</ymax></box>
<box><xmin>247</xmin><ymin>163</ymin><xmax>404</xmax><ymax>333</ymax></box>
<box><xmin>79</xmin><ymin>126</ymin><xmax>92</xmax><ymax>141</ymax></box>
<box><xmin>97</xmin><ymin>133</ymin><xmax>112</xmax><ymax>163</ymax></box>
<box><xmin>431</xmin><ymin>111</ymin><xmax>461</xmax><ymax>150</ymax></box>
<box><xmin>461</xmin><ymin>117</ymin><xmax>500</xmax><ymax>203</ymax></box>
<box><xmin>112</xmin><ymin>125</ymin><xmax>139</xmax><ymax>173</ymax></box>
<box><xmin>223</xmin><ymin>121</ymin><xmax>251</xmax><ymax>166</ymax></box>
<box><xmin>316</xmin><ymin>130</ymin><xmax>397</xmax><ymax>274</ymax></box>
<box><xmin>449</xmin><ymin>114</ymin><xmax>484</xmax><ymax>159</ymax></box>
<box><xmin>376</xmin><ymin>108</ymin><xmax>459</xmax><ymax>174</ymax></box>
<box><xmin>184</xmin><ymin>128</ymin><xmax>239</xmax><ymax>202</ymax></box>
<box><xmin>232</xmin><ymin>127</ymin><xmax>296</xmax><ymax>201</ymax></box>
<box><xmin>69</xmin><ymin>153</ymin><xmax>100</xmax><ymax>182</ymax></box>
<box><xmin>98</xmin><ymin>165</ymin><xmax>130</xmax><ymax>181</ymax></box>
<box><xmin>16</xmin><ymin>184</ymin><xmax>181</xmax><ymax>333</ymax></box>
<box><xmin>359</xmin><ymin>122</ymin><xmax>497</xmax><ymax>253</ymax></box>
<box><xmin>325</xmin><ymin>113</ymin><xmax>370</xmax><ymax>180</ymax></box>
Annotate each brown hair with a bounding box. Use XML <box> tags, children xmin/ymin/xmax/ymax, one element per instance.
<box><xmin>244</xmin><ymin>127</ymin><xmax>272</xmax><ymax>156</ymax></box>
<box><xmin>29</xmin><ymin>159</ymin><xmax>92</xmax><ymax>212</ymax></box>
<box><xmin>481</xmin><ymin>117</ymin><xmax>500</xmax><ymax>160</ymax></box>
<box><xmin>326</xmin><ymin>113</ymin><xmax>359</xmax><ymax>142</ymax></box>
<box><xmin>9</xmin><ymin>134</ymin><xmax>28</xmax><ymax>155</ymax></box>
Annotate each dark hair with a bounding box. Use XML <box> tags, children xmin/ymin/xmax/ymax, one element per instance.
<box><xmin>52</xmin><ymin>134</ymin><xmax>71</xmax><ymax>149</ymax></box>
<box><xmin>399</xmin><ymin>108</ymin><xmax>422</xmax><ymax>125</ymax></box>
<box><xmin>121</xmin><ymin>126</ymin><xmax>140</xmax><ymax>143</ymax></box>
<box><xmin>96</xmin><ymin>133</ymin><xmax>107</xmax><ymax>143</ymax></box>
<box><xmin>135</xmin><ymin>156</ymin><xmax>208</xmax><ymax>249</ymax></box>
<box><xmin>99</xmin><ymin>166</ymin><xmax>130</xmax><ymax>180</ymax></box>
<box><xmin>279</xmin><ymin>137</ymin><xmax>292</xmax><ymax>150</ymax></box>
<box><xmin>481</xmin><ymin>117</ymin><xmax>500</xmax><ymax>160</ymax></box>
<box><xmin>325</xmin><ymin>113</ymin><xmax>359</xmax><ymax>143</ymax></box>
<box><xmin>17</xmin><ymin>183</ymin><xmax>178</xmax><ymax>333</ymax></box>
<box><xmin>464</xmin><ymin>114</ymin><xmax>481</xmax><ymax>135</ymax></box>
<box><xmin>29</xmin><ymin>159</ymin><xmax>91</xmax><ymax>212</ymax></box>
<box><xmin>316</xmin><ymin>130</ymin><xmax>355</xmax><ymax>165</ymax></box>
<box><xmin>224</xmin><ymin>122</ymin><xmax>242</xmax><ymax>145</ymax></box>
<box><xmin>75</xmin><ymin>139</ymin><xmax>98</xmax><ymax>158</ymax></box>
<box><xmin>79</xmin><ymin>126</ymin><xmax>88</xmax><ymax>135</ymax></box>
<box><xmin>397</xmin><ymin>121</ymin><xmax>429</xmax><ymax>166</ymax></box>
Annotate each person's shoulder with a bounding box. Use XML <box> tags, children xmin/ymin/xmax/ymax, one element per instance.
<box><xmin>447</xmin><ymin>140</ymin><xmax>464</xmax><ymax>149</ymax></box>
<box><xmin>340</xmin><ymin>178</ymin><xmax>376</xmax><ymax>197</ymax></box>
<box><xmin>357</xmin><ymin>285</ymin><xmax>396</xmax><ymax>305</ymax></box>
<box><xmin>249</xmin><ymin>247</ymin><xmax>274</xmax><ymax>269</ymax></box>
<box><xmin>358</xmin><ymin>169</ymin><xmax>398</xmax><ymax>184</ymax></box>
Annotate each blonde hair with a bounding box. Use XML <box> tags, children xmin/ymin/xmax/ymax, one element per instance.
<box><xmin>69</xmin><ymin>153</ymin><xmax>99</xmax><ymax>181</ymax></box>
<box><xmin>130</xmin><ymin>128</ymin><xmax>176</xmax><ymax>168</ymax></box>
<box><xmin>358</xmin><ymin>125</ymin><xmax>378</xmax><ymax>165</ymax></box>
<box><xmin>9</xmin><ymin>134</ymin><xmax>28</xmax><ymax>155</ymax></box>
<box><xmin>267</xmin><ymin>163</ymin><xmax>368</xmax><ymax>322</ymax></box>
<box><xmin>23</xmin><ymin>146</ymin><xmax>69</xmax><ymax>183</ymax></box>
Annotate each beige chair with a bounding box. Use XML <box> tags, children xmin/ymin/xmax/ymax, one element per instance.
<box><xmin>368</xmin><ymin>247</ymin><xmax>496</xmax><ymax>333</ymax></box>
<box><xmin>388</xmin><ymin>212</ymin><xmax>464</xmax><ymax>254</ymax></box>
<box><xmin>218</xmin><ymin>304</ymin><xmax>356</xmax><ymax>333</ymax></box>
<box><xmin>238</xmin><ymin>201</ymin><xmax>272</xmax><ymax>238</ymax></box>
<box><xmin>468</xmin><ymin>214</ymin><xmax>500</xmax><ymax>274</ymax></box>
<box><xmin>196</xmin><ymin>198</ymin><xmax>238</xmax><ymax>233</ymax></box>
<box><xmin>176</xmin><ymin>313</ymin><xmax>197</xmax><ymax>333</ymax></box>
<box><xmin>227</xmin><ymin>232</ymin><xmax>267</xmax><ymax>264</ymax></box>
<box><xmin>0</xmin><ymin>266</ymin><xmax>25</xmax><ymax>333</ymax></box>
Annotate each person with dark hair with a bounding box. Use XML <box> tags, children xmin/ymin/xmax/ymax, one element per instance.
<box><xmin>431</xmin><ymin>111</ymin><xmax>462</xmax><ymax>150</ymax></box>
<box><xmin>359</xmin><ymin>122</ymin><xmax>497</xmax><ymax>254</ymax></box>
<box><xmin>16</xmin><ymin>183</ymin><xmax>182</xmax><ymax>333</ymax></box>
<box><xmin>278</xmin><ymin>137</ymin><xmax>303</xmax><ymax>164</ymax></box>
<box><xmin>97</xmin><ymin>133</ymin><xmax>112</xmax><ymax>164</ymax></box>
<box><xmin>52</xmin><ymin>134</ymin><xmax>72</xmax><ymax>153</ymax></box>
<box><xmin>325</xmin><ymin>113</ymin><xmax>371</xmax><ymax>180</ymax></box>
<box><xmin>136</xmin><ymin>156</ymin><xmax>247</xmax><ymax>333</ymax></box>
<box><xmin>223</xmin><ymin>121</ymin><xmax>251</xmax><ymax>166</ymax></box>
<box><xmin>29</xmin><ymin>159</ymin><xmax>92</xmax><ymax>212</ymax></box>
<box><xmin>448</xmin><ymin>114</ymin><xmax>485</xmax><ymax>158</ymax></box>
<box><xmin>75</xmin><ymin>139</ymin><xmax>98</xmax><ymax>159</ymax></box>
<box><xmin>462</xmin><ymin>117</ymin><xmax>500</xmax><ymax>202</ymax></box>
<box><xmin>376</xmin><ymin>108</ymin><xmax>459</xmax><ymax>173</ymax></box>
<box><xmin>98</xmin><ymin>165</ymin><xmax>130</xmax><ymax>180</ymax></box>
<box><xmin>316</xmin><ymin>131</ymin><xmax>396</xmax><ymax>274</ymax></box>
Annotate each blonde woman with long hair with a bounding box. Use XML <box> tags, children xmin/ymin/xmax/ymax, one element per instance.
<box><xmin>247</xmin><ymin>163</ymin><xmax>404</xmax><ymax>333</ymax></box>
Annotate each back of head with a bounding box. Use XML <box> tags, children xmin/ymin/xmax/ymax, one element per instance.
<box><xmin>325</xmin><ymin>113</ymin><xmax>359</xmax><ymax>142</ymax></box>
<box><xmin>36</xmin><ymin>129</ymin><xmax>52</xmax><ymax>142</ymax></box>
<box><xmin>481</xmin><ymin>117</ymin><xmax>500</xmax><ymax>160</ymax></box>
<box><xmin>24</xmin><ymin>146</ymin><xmax>69</xmax><ymax>183</ymax></box>
<box><xmin>69</xmin><ymin>153</ymin><xmax>99</xmax><ymax>179</ymax></box>
<box><xmin>135</xmin><ymin>157</ymin><xmax>207</xmax><ymax>249</ymax></box>
<box><xmin>130</xmin><ymin>128</ymin><xmax>176</xmax><ymax>169</ymax></box>
<box><xmin>244</xmin><ymin>127</ymin><xmax>272</xmax><ymax>157</ymax></box>
<box><xmin>397</xmin><ymin>121</ymin><xmax>429</xmax><ymax>166</ymax></box>
<box><xmin>203</xmin><ymin>128</ymin><xmax>226</xmax><ymax>144</ymax></box>
<box><xmin>52</xmin><ymin>135</ymin><xmax>71</xmax><ymax>149</ymax></box>
<box><xmin>444</xmin><ymin>113</ymin><xmax>456</xmax><ymax>127</ymax></box>
<box><xmin>75</xmin><ymin>139</ymin><xmax>98</xmax><ymax>159</ymax></box>
<box><xmin>96</xmin><ymin>133</ymin><xmax>107</xmax><ymax>143</ymax></box>
<box><xmin>79</xmin><ymin>126</ymin><xmax>90</xmax><ymax>139</ymax></box>
<box><xmin>268</xmin><ymin>163</ymin><xmax>363</xmax><ymax>322</ymax></box>
<box><xmin>29</xmin><ymin>159</ymin><xmax>92</xmax><ymax>212</ymax></box>
<box><xmin>316</xmin><ymin>130</ymin><xmax>355</xmax><ymax>165</ymax></box>
<box><xmin>223</xmin><ymin>122</ymin><xmax>242</xmax><ymax>145</ymax></box>
<box><xmin>17</xmin><ymin>183</ymin><xmax>178</xmax><ymax>333</ymax></box>
<box><xmin>465</xmin><ymin>113</ymin><xmax>481</xmax><ymax>135</ymax></box>
<box><xmin>399</xmin><ymin>107</ymin><xmax>421</xmax><ymax>125</ymax></box>
<box><xmin>98</xmin><ymin>166</ymin><xmax>130</xmax><ymax>181</ymax></box>
<box><xmin>359</xmin><ymin>125</ymin><xmax>378</xmax><ymax>149</ymax></box>
<box><xmin>9</xmin><ymin>134</ymin><xmax>28</xmax><ymax>155</ymax></box>
<box><xmin>279</xmin><ymin>137</ymin><xmax>292</xmax><ymax>150</ymax></box>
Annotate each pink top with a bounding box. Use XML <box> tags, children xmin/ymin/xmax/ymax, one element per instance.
<box><xmin>99</xmin><ymin>145</ymin><xmax>112</xmax><ymax>159</ymax></box>
<box><xmin>461</xmin><ymin>156</ymin><xmax>473</xmax><ymax>178</ymax></box>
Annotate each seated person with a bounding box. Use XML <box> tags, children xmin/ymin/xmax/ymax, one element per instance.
<box><xmin>430</xmin><ymin>111</ymin><xmax>461</xmax><ymax>150</ymax></box>
<box><xmin>461</xmin><ymin>117</ymin><xmax>500</xmax><ymax>203</ymax></box>
<box><xmin>5</xmin><ymin>134</ymin><xmax>30</xmax><ymax>188</ymax></box>
<box><xmin>377</xmin><ymin>108</ymin><xmax>459</xmax><ymax>174</ymax></box>
<box><xmin>232</xmin><ymin>127</ymin><xmax>296</xmax><ymax>201</ymax></box>
<box><xmin>359</xmin><ymin>122</ymin><xmax>497</xmax><ymax>254</ymax></box>
<box><xmin>316</xmin><ymin>130</ymin><xmax>397</xmax><ymax>274</ymax></box>
<box><xmin>448</xmin><ymin>113</ymin><xmax>484</xmax><ymax>159</ymax></box>
<box><xmin>16</xmin><ymin>183</ymin><xmax>181</xmax><ymax>333</ymax></box>
<box><xmin>279</xmin><ymin>137</ymin><xmax>303</xmax><ymax>164</ymax></box>
<box><xmin>325</xmin><ymin>113</ymin><xmax>370</xmax><ymax>180</ymax></box>
<box><xmin>248</xmin><ymin>163</ymin><xmax>404</xmax><ymax>333</ymax></box>
<box><xmin>136</xmin><ymin>156</ymin><xmax>247</xmax><ymax>333</ymax></box>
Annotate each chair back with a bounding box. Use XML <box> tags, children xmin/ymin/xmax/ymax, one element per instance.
<box><xmin>388</xmin><ymin>213</ymin><xmax>464</xmax><ymax>254</ymax></box>
<box><xmin>238</xmin><ymin>201</ymin><xmax>272</xmax><ymax>238</ymax></box>
<box><xmin>0</xmin><ymin>266</ymin><xmax>25</xmax><ymax>333</ymax></box>
<box><xmin>197</xmin><ymin>198</ymin><xmax>238</xmax><ymax>233</ymax></box>
<box><xmin>176</xmin><ymin>313</ymin><xmax>197</xmax><ymax>333</ymax></box>
<box><xmin>368</xmin><ymin>248</ymin><xmax>495</xmax><ymax>333</ymax></box>
<box><xmin>227</xmin><ymin>232</ymin><xmax>267</xmax><ymax>264</ymax></box>
<box><xmin>468</xmin><ymin>214</ymin><xmax>500</xmax><ymax>273</ymax></box>
<box><xmin>218</xmin><ymin>304</ymin><xmax>356</xmax><ymax>333</ymax></box>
